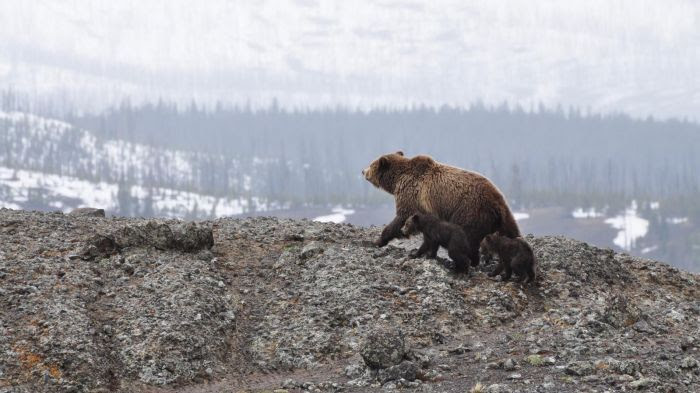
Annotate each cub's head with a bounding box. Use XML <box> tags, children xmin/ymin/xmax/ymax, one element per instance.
<box><xmin>362</xmin><ymin>151</ymin><xmax>406</xmax><ymax>193</ymax></box>
<box><xmin>482</xmin><ymin>232</ymin><xmax>504</xmax><ymax>249</ymax></box>
<box><xmin>401</xmin><ymin>213</ymin><xmax>421</xmax><ymax>236</ymax></box>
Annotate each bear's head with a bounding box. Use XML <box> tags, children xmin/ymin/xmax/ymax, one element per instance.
<box><xmin>362</xmin><ymin>151</ymin><xmax>406</xmax><ymax>193</ymax></box>
<box><xmin>401</xmin><ymin>213</ymin><xmax>421</xmax><ymax>236</ymax></box>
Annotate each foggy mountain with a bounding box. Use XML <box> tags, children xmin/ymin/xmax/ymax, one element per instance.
<box><xmin>1</xmin><ymin>1</ymin><xmax>699</xmax><ymax>119</ymax></box>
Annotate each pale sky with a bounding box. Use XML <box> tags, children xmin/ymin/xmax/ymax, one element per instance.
<box><xmin>0</xmin><ymin>0</ymin><xmax>698</xmax><ymax>118</ymax></box>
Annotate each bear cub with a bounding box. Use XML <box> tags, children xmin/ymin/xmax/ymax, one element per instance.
<box><xmin>481</xmin><ymin>233</ymin><xmax>536</xmax><ymax>283</ymax></box>
<box><xmin>401</xmin><ymin>212</ymin><xmax>474</xmax><ymax>273</ymax></box>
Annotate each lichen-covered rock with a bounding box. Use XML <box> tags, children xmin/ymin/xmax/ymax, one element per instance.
<box><xmin>565</xmin><ymin>361</ymin><xmax>594</xmax><ymax>376</ymax></box>
<box><xmin>379</xmin><ymin>360</ymin><xmax>418</xmax><ymax>383</ymax></box>
<box><xmin>360</xmin><ymin>326</ymin><xmax>407</xmax><ymax>369</ymax></box>
<box><xmin>300</xmin><ymin>241</ymin><xmax>325</xmax><ymax>259</ymax></box>
<box><xmin>68</xmin><ymin>207</ymin><xmax>105</xmax><ymax>217</ymax></box>
<box><xmin>628</xmin><ymin>377</ymin><xmax>658</xmax><ymax>389</ymax></box>
<box><xmin>81</xmin><ymin>220</ymin><xmax>214</xmax><ymax>258</ymax></box>
<box><xmin>680</xmin><ymin>356</ymin><xmax>698</xmax><ymax>369</ymax></box>
<box><xmin>603</xmin><ymin>295</ymin><xmax>642</xmax><ymax>328</ymax></box>
<box><xmin>171</xmin><ymin>221</ymin><xmax>214</xmax><ymax>252</ymax></box>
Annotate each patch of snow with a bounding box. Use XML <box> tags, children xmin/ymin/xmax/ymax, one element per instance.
<box><xmin>604</xmin><ymin>200</ymin><xmax>649</xmax><ymax>251</ymax></box>
<box><xmin>649</xmin><ymin>201</ymin><xmax>660</xmax><ymax>210</ymax></box>
<box><xmin>0</xmin><ymin>111</ymin><xmax>73</xmax><ymax>133</ymax></box>
<box><xmin>641</xmin><ymin>245</ymin><xmax>658</xmax><ymax>254</ymax></box>
<box><xmin>666</xmin><ymin>217</ymin><xmax>688</xmax><ymax>224</ymax></box>
<box><xmin>572</xmin><ymin>207</ymin><xmax>604</xmax><ymax>219</ymax></box>
<box><xmin>513</xmin><ymin>212</ymin><xmax>530</xmax><ymax>221</ymax></box>
<box><xmin>0</xmin><ymin>166</ymin><xmax>117</xmax><ymax>212</ymax></box>
<box><xmin>314</xmin><ymin>206</ymin><xmax>356</xmax><ymax>224</ymax></box>
<box><xmin>0</xmin><ymin>202</ymin><xmax>22</xmax><ymax>210</ymax></box>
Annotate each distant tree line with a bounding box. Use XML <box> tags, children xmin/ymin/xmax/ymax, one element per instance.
<box><xmin>2</xmin><ymin>90</ymin><xmax>700</xmax><ymax>214</ymax></box>
<box><xmin>61</xmin><ymin>99</ymin><xmax>699</xmax><ymax>212</ymax></box>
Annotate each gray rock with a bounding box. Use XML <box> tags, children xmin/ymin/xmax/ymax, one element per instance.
<box><xmin>680</xmin><ymin>356</ymin><xmax>698</xmax><ymax>369</ymax></box>
<box><xmin>565</xmin><ymin>360</ymin><xmax>594</xmax><ymax>376</ymax></box>
<box><xmin>486</xmin><ymin>384</ymin><xmax>513</xmax><ymax>393</ymax></box>
<box><xmin>503</xmin><ymin>357</ymin><xmax>517</xmax><ymax>371</ymax></box>
<box><xmin>110</xmin><ymin>220</ymin><xmax>213</xmax><ymax>252</ymax></box>
<box><xmin>360</xmin><ymin>326</ymin><xmax>406</xmax><ymax>369</ymax></box>
<box><xmin>171</xmin><ymin>222</ymin><xmax>214</xmax><ymax>252</ymax></box>
<box><xmin>629</xmin><ymin>377</ymin><xmax>658</xmax><ymax>389</ymax></box>
<box><xmin>379</xmin><ymin>360</ymin><xmax>418</xmax><ymax>383</ymax></box>
<box><xmin>82</xmin><ymin>233</ymin><xmax>118</xmax><ymax>258</ymax></box>
<box><xmin>603</xmin><ymin>295</ymin><xmax>642</xmax><ymax>328</ymax></box>
<box><xmin>300</xmin><ymin>241</ymin><xmax>325</xmax><ymax>259</ymax></box>
<box><xmin>604</xmin><ymin>358</ymin><xmax>642</xmax><ymax>376</ymax></box>
<box><xmin>344</xmin><ymin>363</ymin><xmax>365</xmax><ymax>378</ymax></box>
<box><xmin>68</xmin><ymin>207</ymin><xmax>105</xmax><ymax>217</ymax></box>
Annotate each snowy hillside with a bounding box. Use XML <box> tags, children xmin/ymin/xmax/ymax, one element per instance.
<box><xmin>0</xmin><ymin>166</ymin><xmax>280</xmax><ymax>218</ymax></box>
<box><xmin>0</xmin><ymin>111</ymin><xmax>286</xmax><ymax>217</ymax></box>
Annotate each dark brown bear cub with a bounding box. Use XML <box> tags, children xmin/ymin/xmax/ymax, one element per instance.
<box><xmin>401</xmin><ymin>212</ymin><xmax>473</xmax><ymax>274</ymax></box>
<box><xmin>482</xmin><ymin>233</ymin><xmax>536</xmax><ymax>283</ymax></box>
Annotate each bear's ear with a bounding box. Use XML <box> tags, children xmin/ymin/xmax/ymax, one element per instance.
<box><xmin>378</xmin><ymin>156</ymin><xmax>389</xmax><ymax>169</ymax></box>
<box><xmin>411</xmin><ymin>214</ymin><xmax>419</xmax><ymax>223</ymax></box>
<box><xmin>396</xmin><ymin>150</ymin><xmax>404</xmax><ymax>156</ymax></box>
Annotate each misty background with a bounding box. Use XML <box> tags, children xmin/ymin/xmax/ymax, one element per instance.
<box><xmin>0</xmin><ymin>1</ymin><xmax>699</xmax><ymax>271</ymax></box>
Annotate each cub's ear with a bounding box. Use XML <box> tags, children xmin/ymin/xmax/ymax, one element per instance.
<box><xmin>411</xmin><ymin>214</ymin><xmax>419</xmax><ymax>223</ymax></box>
<box><xmin>396</xmin><ymin>150</ymin><xmax>404</xmax><ymax>156</ymax></box>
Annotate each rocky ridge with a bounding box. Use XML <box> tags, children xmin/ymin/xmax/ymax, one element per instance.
<box><xmin>0</xmin><ymin>208</ymin><xmax>698</xmax><ymax>392</ymax></box>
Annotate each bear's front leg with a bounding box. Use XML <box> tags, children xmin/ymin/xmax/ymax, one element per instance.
<box><xmin>376</xmin><ymin>215</ymin><xmax>409</xmax><ymax>247</ymax></box>
<box><xmin>488</xmin><ymin>262</ymin><xmax>505</xmax><ymax>278</ymax></box>
<box><xmin>409</xmin><ymin>237</ymin><xmax>434</xmax><ymax>258</ymax></box>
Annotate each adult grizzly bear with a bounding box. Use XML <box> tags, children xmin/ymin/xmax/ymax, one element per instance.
<box><xmin>362</xmin><ymin>151</ymin><xmax>520</xmax><ymax>266</ymax></box>
<box><xmin>401</xmin><ymin>212</ymin><xmax>473</xmax><ymax>273</ymax></box>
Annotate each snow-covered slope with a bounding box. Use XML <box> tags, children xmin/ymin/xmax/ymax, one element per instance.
<box><xmin>1</xmin><ymin>1</ymin><xmax>698</xmax><ymax>119</ymax></box>
<box><xmin>0</xmin><ymin>110</ymin><xmax>201</xmax><ymax>186</ymax></box>
<box><xmin>0</xmin><ymin>166</ymin><xmax>277</xmax><ymax>218</ymax></box>
<box><xmin>0</xmin><ymin>111</ymin><xmax>284</xmax><ymax>217</ymax></box>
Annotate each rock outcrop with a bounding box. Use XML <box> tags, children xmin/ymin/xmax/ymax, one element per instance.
<box><xmin>0</xmin><ymin>208</ymin><xmax>698</xmax><ymax>392</ymax></box>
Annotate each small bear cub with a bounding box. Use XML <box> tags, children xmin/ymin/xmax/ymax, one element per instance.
<box><xmin>481</xmin><ymin>232</ymin><xmax>537</xmax><ymax>283</ymax></box>
<box><xmin>401</xmin><ymin>212</ymin><xmax>473</xmax><ymax>273</ymax></box>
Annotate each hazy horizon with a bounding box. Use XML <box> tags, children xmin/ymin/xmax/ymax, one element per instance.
<box><xmin>1</xmin><ymin>0</ymin><xmax>699</xmax><ymax>119</ymax></box>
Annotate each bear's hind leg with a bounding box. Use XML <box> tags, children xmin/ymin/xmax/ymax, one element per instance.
<box><xmin>501</xmin><ymin>263</ymin><xmax>513</xmax><ymax>281</ymax></box>
<box><xmin>448</xmin><ymin>249</ymin><xmax>469</xmax><ymax>274</ymax></box>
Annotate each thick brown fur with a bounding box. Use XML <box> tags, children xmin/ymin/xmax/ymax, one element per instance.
<box><xmin>401</xmin><ymin>213</ymin><xmax>472</xmax><ymax>273</ymax></box>
<box><xmin>480</xmin><ymin>237</ymin><xmax>497</xmax><ymax>264</ymax></box>
<box><xmin>482</xmin><ymin>233</ymin><xmax>536</xmax><ymax>283</ymax></box>
<box><xmin>362</xmin><ymin>151</ymin><xmax>521</xmax><ymax>266</ymax></box>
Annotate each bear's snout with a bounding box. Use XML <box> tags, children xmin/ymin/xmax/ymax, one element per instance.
<box><xmin>362</xmin><ymin>167</ymin><xmax>372</xmax><ymax>180</ymax></box>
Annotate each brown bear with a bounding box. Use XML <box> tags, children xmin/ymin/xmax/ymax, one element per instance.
<box><xmin>362</xmin><ymin>151</ymin><xmax>520</xmax><ymax>266</ymax></box>
<box><xmin>480</xmin><ymin>237</ymin><xmax>497</xmax><ymax>264</ymax></box>
<box><xmin>481</xmin><ymin>232</ymin><xmax>536</xmax><ymax>283</ymax></box>
<box><xmin>401</xmin><ymin>212</ymin><xmax>473</xmax><ymax>273</ymax></box>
